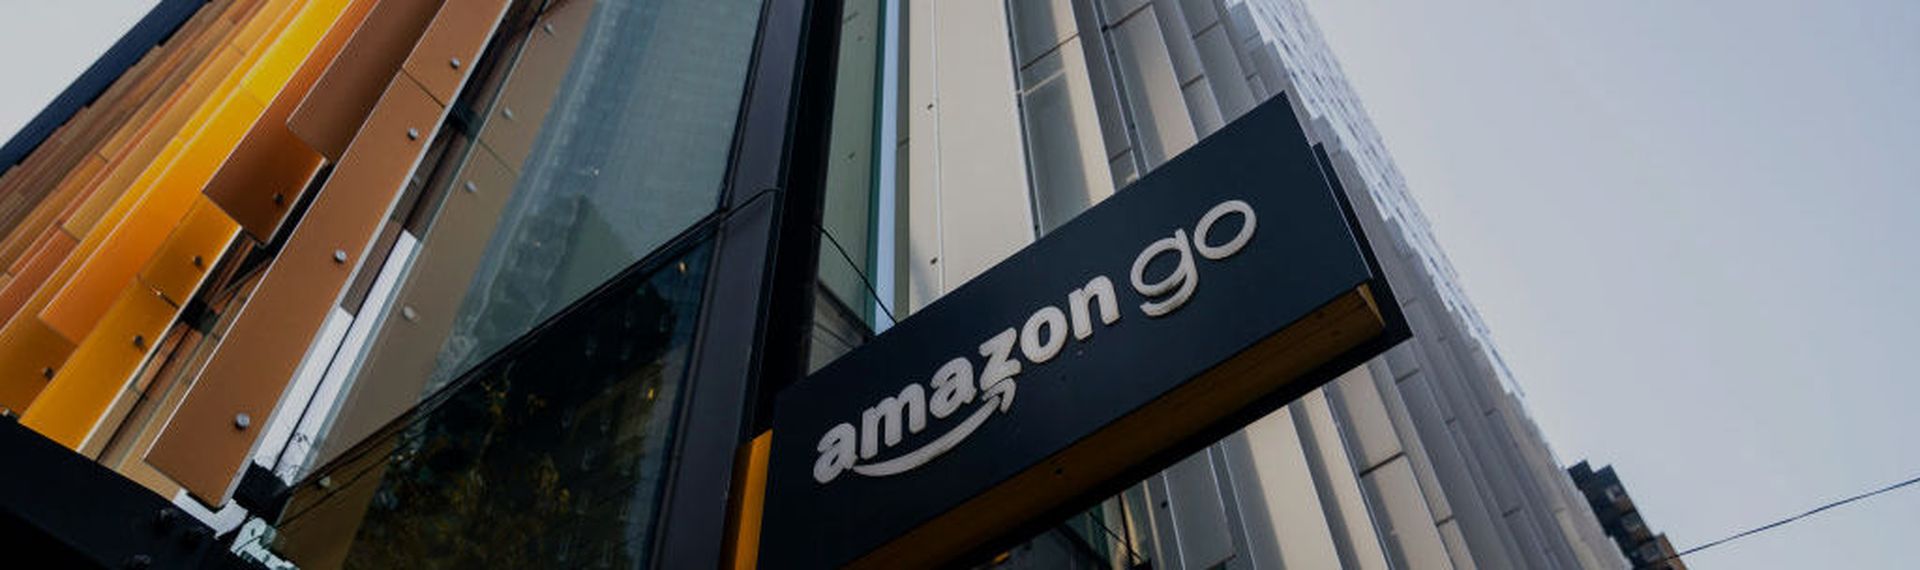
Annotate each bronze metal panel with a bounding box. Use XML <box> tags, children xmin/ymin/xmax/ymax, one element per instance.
<box><xmin>316</xmin><ymin>146</ymin><xmax>514</xmax><ymax>464</ymax></box>
<box><xmin>0</xmin><ymin>155</ymin><xmax>105</xmax><ymax>270</ymax></box>
<box><xmin>287</xmin><ymin>0</ymin><xmax>445</xmax><ymax>160</ymax></box>
<box><xmin>147</xmin><ymin>78</ymin><xmax>445</xmax><ymax>505</ymax></box>
<box><xmin>401</xmin><ymin>0</ymin><xmax>511</xmax><ymax>105</ymax></box>
<box><xmin>476</xmin><ymin>0</ymin><xmax>595</xmax><ymax>168</ymax></box>
<box><xmin>0</xmin><ymin>230</ymin><xmax>77</xmax><ymax>323</ymax></box>
<box><xmin>201</xmin><ymin>125</ymin><xmax>324</xmax><ymax>241</ymax></box>
<box><xmin>204</xmin><ymin>0</ymin><xmax>378</xmax><ymax>242</ymax></box>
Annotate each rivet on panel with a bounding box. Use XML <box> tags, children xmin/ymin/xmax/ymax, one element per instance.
<box><xmin>191</xmin><ymin>255</ymin><xmax>204</xmax><ymax>269</ymax></box>
<box><xmin>543</xmin><ymin>22</ymin><xmax>555</xmax><ymax>35</ymax></box>
<box><xmin>402</xmin><ymin>306</ymin><xmax>418</xmax><ymax>322</ymax></box>
<box><xmin>450</xmin><ymin>57</ymin><xmax>462</xmax><ymax>69</ymax></box>
<box><xmin>502</xmin><ymin>107</ymin><xmax>516</xmax><ymax>120</ymax></box>
<box><xmin>132</xmin><ymin>335</ymin><xmax>146</xmax><ymax>350</ymax></box>
<box><xmin>406</xmin><ymin>128</ymin><xmax>420</xmax><ymax>141</ymax></box>
<box><xmin>272</xmin><ymin>193</ymin><xmax>285</xmax><ymax>205</ymax></box>
<box><xmin>333</xmin><ymin>250</ymin><xmax>348</xmax><ymax>264</ymax></box>
<box><xmin>463</xmin><ymin>181</ymin><xmax>477</xmax><ymax>193</ymax></box>
<box><xmin>234</xmin><ymin>413</ymin><xmax>251</xmax><ymax>430</ymax></box>
<box><xmin>40</xmin><ymin>367</ymin><xmax>54</xmax><ymax>379</ymax></box>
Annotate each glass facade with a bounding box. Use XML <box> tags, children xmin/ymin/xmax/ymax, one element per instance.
<box><xmin>297</xmin><ymin>0</ymin><xmax>766</xmax><ymax>473</ymax></box>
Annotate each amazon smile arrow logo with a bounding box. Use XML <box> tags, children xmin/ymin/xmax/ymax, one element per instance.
<box><xmin>811</xmin><ymin>199</ymin><xmax>1257</xmax><ymax>485</ymax></box>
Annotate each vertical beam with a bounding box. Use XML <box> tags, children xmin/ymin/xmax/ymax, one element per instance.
<box><xmin>652</xmin><ymin>0</ymin><xmax>843</xmax><ymax>566</ymax></box>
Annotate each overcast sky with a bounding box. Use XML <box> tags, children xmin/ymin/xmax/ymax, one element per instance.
<box><xmin>1300</xmin><ymin>0</ymin><xmax>1920</xmax><ymax>568</ymax></box>
<box><xmin>3</xmin><ymin>1</ymin><xmax>1916</xmax><ymax>569</ymax></box>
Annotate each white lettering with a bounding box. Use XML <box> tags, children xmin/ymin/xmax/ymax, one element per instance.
<box><xmin>1131</xmin><ymin>229</ymin><xmax>1198</xmax><ymax>317</ymax></box>
<box><xmin>928</xmin><ymin>357</ymin><xmax>976</xmax><ymax>418</ymax></box>
<box><xmin>1068</xmin><ymin>276</ymin><xmax>1120</xmax><ymax>339</ymax></box>
<box><xmin>1194</xmin><ymin>199</ymin><xmax>1256</xmax><ymax>260</ymax></box>
<box><xmin>977</xmin><ymin>329</ymin><xmax>1021</xmax><ymax>412</ymax></box>
<box><xmin>1020</xmin><ymin>306</ymin><xmax>1069</xmax><ymax>363</ymax></box>
<box><xmin>861</xmin><ymin>384</ymin><xmax>927</xmax><ymax>459</ymax></box>
<box><xmin>813</xmin><ymin>423</ymin><xmax>858</xmax><ymax>483</ymax></box>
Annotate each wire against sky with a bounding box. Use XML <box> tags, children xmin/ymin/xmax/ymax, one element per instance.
<box><xmin>1644</xmin><ymin>471</ymin><xmax>1920</xmax><ymax>568</ymax></box>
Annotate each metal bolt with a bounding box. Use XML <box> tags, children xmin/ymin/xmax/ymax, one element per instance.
<box><xmin>502</xmin><ymin>107</ymin><xmax>516</xmax><ymax>120</ymax></box>
<box><xmin>463</xmin><ymin>181</ymin><xmax>477</xmax><ymax>193</ymax></box>
<box><xmin>41</xmin><ymin>367</ymin><xmax>53</xmax><ymax>379</ymax></box>
<box><xmin>317</xmin><ymin>476</ymin><xmax>333</xmax><ymax>489</ymax></box>
<box><xmin>234</xmin><ymin>413</ymin><xmax>251</xmax><ymax>430</ymax></box>
<box><xmin>543</xmin><ymin>22</ymin><xmax>555</xmax><ymax>34</ymax></box>
<box><xmin>449</xmin><ymin>57</ymin><xmax>462</xmax><ymax>69</ymax></box>
<box><xmin>333</xmin><ymin>249</ymin><xmax>348</xmax><ymax>263</ymax></box>
<box><xmin>402</xmin><ymin>306</ymin><xmax>418</xmax><ymax>322</ymax></box>
<box><xmin>272</xmin><ymin>193</ymin><xmax>285</xmax><ymax>205</ymax></box>
<box><xmin>132</xmin><ymin>335</ymin><xmax>146</xmax><ymax>350</ymax></box>
<box><xmin>122</xmin><ymin>554</ymin><xmax>151</xmax><ymax>569</ymax></box>
<box><xmin>406</xmin><ymin>128</ymin><xmax>420</xmax><ymax>141</ymax></box>
<box><xmin>191</xmin><ymin>255</ymin><xmax>204</xmax><ymax>269</ymax></box>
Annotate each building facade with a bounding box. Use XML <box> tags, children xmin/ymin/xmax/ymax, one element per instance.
<box><xmin>0</xmin><ymin>0</ymin><xmax>1623</xmax><ymax>568</ymax></box>
<box><xmin>1569</xmin><ymin>461</ymin><xmax>1688</xmax><ymax>570</ymax></box>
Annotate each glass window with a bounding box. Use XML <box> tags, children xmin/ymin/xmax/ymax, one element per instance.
<box><xmin>273</xmin><ymin>238</ymin><xmax>714</xmax><ymax>568</ymax></box>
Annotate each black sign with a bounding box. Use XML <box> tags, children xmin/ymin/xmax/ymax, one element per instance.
<box><xmin>762</xmin><ymin>96</ymin><xmax>1400</xmax><ymax>569</ymax></box>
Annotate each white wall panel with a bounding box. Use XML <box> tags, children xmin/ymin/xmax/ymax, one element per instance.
<box><xmin>1239</xmin><ymin>407</ymin><xmax>1343</xmax><ymax>569</ymax></box>
<box><xmin>1364</xmin><ymin>456</ymin><xmax>1456</xmax><ymax>570</ymax></box>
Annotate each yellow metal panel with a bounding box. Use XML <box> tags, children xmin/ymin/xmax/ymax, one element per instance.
<box><xmin>233</xmin><ymin>0</ymin><xmax>303</xmax><ymax>51</ymax></box>
<box><xmin>0</xmin><ymin>319</ymin><xmax>75</xmax><ymax>413</ymax></box>
<box><xmin>241</xmin><ymin>0</ymin><xmax>350</xmax><ymax>106</ymax></box>
<box><xmin>22</xmin><ymin>284</ymin><xmax>179</xmax><ymax>449</ymax></box>
<box><xmin>141</xmin><ymin>199</ymin><xmax>240</xmax><ymax>307</ymax></box>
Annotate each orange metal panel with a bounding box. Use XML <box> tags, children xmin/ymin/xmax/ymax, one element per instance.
<box><xmin>39</xmin><ymin>94</ymin><xmax>264</xmax><ymax>343</ymax></box>
<box><xmin>140</xmin><ymin>199</ymin><xmax>240</xmax><ymax>305</ymax></box>
<box><xmin>206</xmin><ymin>0</ymin><xmax>378</xmax><ymax>241</ymax></box>
<box><xmin>726</xmin><ymin>432</ymin><xmax>774</xmax><ymax>570</ymax></box>
<box><xmin>149</xmin><ymin>78</ymin><xmax>443</xmax><ymax>504</ymax></box>
<box><xmin>401</xmin><ymin>0</ymin><xmax>511</xmax><ymax>105</ymax></box>
<box><xmin>64</xmin><ymin>45</ymin><xmax>245</xmax><ymax>238</ymax></box>
<box><xmin>21</xmin><ymin>284</ymin><xmax>177</xmax><ymax>449</ymax></box>
<box><xmin>288</xmin><ymin>0</ymin><xmax>445</xmax><ymax>160</ymax></box>
<box><xmin>0</xmin><ymin>319</ymin><xmax>75</xmax><ymax>413</ymax></box>
<box><xmin>476</xmin><ymin>0</ymin><xmax>594</xmax><ymax>168</ymax></box>
<box><xmin>42</xmin><ymin>0</ymin><xmax>352</xmax><ymax>343</ymax></box>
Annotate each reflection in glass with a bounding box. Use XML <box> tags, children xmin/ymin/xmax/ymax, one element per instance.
<box><xmin>274</xmin><ymin>240</ymin><xmax>712</xmax><ymax>568</ymax></box>
<box><xmin>429</xmin><ymin>0</ymin><xmax>762</xmax><ymax>388</ymax></box>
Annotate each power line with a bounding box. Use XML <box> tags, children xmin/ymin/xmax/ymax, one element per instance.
<box><xmin>1641</xmin><ymin>471</ymin><xmax>1920</xmax><ymax>567</ymax></box>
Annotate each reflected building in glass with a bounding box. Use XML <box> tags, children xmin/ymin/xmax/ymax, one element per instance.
<box><xmin>0</xmin><ymin>0</ymin><xmax>1627</xmax><ymax>567</ymax></box>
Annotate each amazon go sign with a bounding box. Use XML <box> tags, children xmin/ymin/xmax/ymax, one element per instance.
<box><xmin>762</xmin><ymin>95</ymin><xmax>1399</xmax><ymax>570</ymax></box>
<box><xmin>811</xmin><ymin>200</ymin><xmax>1256</xmax><ymax>484</ymax></box>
